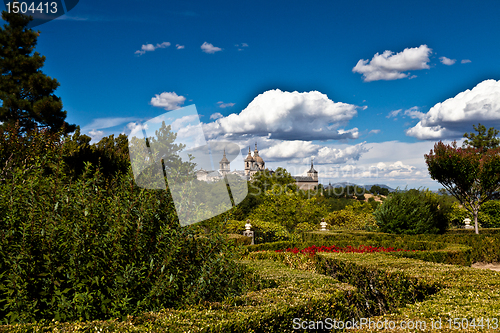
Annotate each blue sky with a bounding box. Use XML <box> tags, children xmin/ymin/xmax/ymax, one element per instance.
<box><xmin>6</xmin><ymin>0</ymin><xmax>500</xmax><ymax>190</ymax></box>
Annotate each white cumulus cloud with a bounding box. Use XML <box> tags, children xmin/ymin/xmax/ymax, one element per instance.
<box><xmin>210</xmin><ymin>112</ymin><xmax>223</xmax><ymax>120</ymax></box>
<box><xmin>217</xmin><ymin>101</ymin><xmax>235</xmax><ymax>108</ymax></box>
<box><xmin>406</xmin><ymin>79</ymin><xmax>500</xmax><ymax>139</ymax></box>
<box><xmin>352</xmin><ymin>45</ymin><xmax>432</xmax><ymax>82</ymax></box>
<box><xmin>135</xmin><ymin>42</ymin><xmax>171</xmax><ymax>55</ymax></box>
<box><xmin>203</xmin><ymin>89</ymin><xmax>360</xmax><ymax>141</ymax></box>
<box><xmin>150</xmin><ymin>92</ymin><xmax>186</xmax><ymax>110</ymax></box>
<box><xmin>440</xmin><ymin>56</ymin><xmax>456</xmax><ymax>65</ymax></box>
<box><xmin>201</xmin><ymin>42</ymin><xmax>222</xmax><ymax>54</ymax></box>
<box><xmin>260</xmin><ymin>140</ymin><xmax>319</xmax><ymax>161</ymax></box>
<box><xmin>315</xmin><ymin>142</ymin><xmax>369</xmax><ymax>164</ymax></box>
<box><xmin>88</xmin><ymin>129</ymin><xmax>105</xmax><ymax>142</ymax></box>
<box><xmin>461</xmin><ymin>59</ymin><xmax>471</xmax><ymax>64</ymax></box>
<box><xmin>176</xmin><ymin>44</ymin><xmax>185</xmax><ymax>49</ymax></box>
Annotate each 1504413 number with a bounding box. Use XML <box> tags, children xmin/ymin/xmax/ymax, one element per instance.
<box><xmin>6</xmin><ymin>1</ymin><xmax>58</xmax><ymax>14</ymax></box>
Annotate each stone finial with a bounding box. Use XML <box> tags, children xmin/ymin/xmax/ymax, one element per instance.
<box><xmin>320</xmin><ymin>218</ymin><xmax>327</xmax><ymax>231</ymax></box>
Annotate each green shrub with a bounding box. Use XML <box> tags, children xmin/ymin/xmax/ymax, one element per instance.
<box><xmin>324</xmin><ymin>201</ymin><xmax>377</xmax><ymax>231</ymax></box>
<box><xmin>478</xmin><ymin>200</ymin><xmax>500</xmax><ymax>228</ymax></box>
<box><xmin>0</xmin><ymin>129</ymin><xmax>255</xmax><ymax>324</ymax></box>
<box><xmin>294</xmin><ymin>222</ymin><xmax>317</xmax><ymax>233</ymax></box>
<box><xmin>373</xmin><ymin>188</ymin><xmax>449</xmax><ymax>234</ymax></box>
<box><xmin>227</xmin><ymin>234</ymin><xmax>252</xmax><ymax>246</ymax></box>
<box><xmin>223</xmin><ymin>219</ymin><xmax>290</xmax><ymax>244</ymax></box>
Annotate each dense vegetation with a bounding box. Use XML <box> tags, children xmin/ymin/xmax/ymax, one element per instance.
<box><xmin>0</xmin><ymin>123</ymin><xmax>259</xmax><ymax>323</ymax></box>
<box><xmin>2</xmin><ymin>10</ymin><xmax>500</xmax><ymax>331</ymax></box>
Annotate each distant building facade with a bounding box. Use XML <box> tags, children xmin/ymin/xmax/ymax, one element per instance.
<box><xmin>244</xmin><ymin>143</ymin><xmax>266</xmax><ymax>177</ymax></box>
<box><xmin>293</xmin><ymin>160</ymin><xmax>319</xmax><ymax>191</ymax></box>
<box><xmin>195</xmin><ymin>143</ymin><xmax>319</xmax><ymax>189</ymax></box>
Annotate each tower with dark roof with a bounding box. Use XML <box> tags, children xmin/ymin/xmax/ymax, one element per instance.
<box><xmin>244</xmin><ymin>146</ymin><xmax>254</xmax><ymax>175</ymax></box>
<box><xmin>307</xmin><ymin>158</ymin><xmax>318</xmax><ymax>182</ymax></box>
<box><xmin>219</xmin><ymin>149</ymin><xmax>230</xmax><ymax>176</ymax></box>
<box><xmin>244</xmin><ymin>143</ymin><xmax>265</xmax><ymax>178</ymax></box>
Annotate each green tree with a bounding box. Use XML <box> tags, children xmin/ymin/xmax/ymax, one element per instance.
<box><xmin>248</xmin><ymin>189</ymin><xmax>327</xmax><ymax>231</ymax></box>
<box><xmin>373</xmin><ymin>188</ymin><xmax>450</xmax><ymax>234</ymax></box>
<box><xmin>462</xmin><ymin>123</ymin><xmax>500</xmax><ymax>150</ymax></box>
<box><xmin>233</xmin><ymin>167</ymin><xmax>297</xmax><ymax>220</ymax></box>
<box><xmin>425</xmin><ymin>141</ymin><xmax>500</xmax><ymax>234</ymax></box>
<box><xmin>370</xmin><ymin>185</ymin><xmax>389</xmax><ymax>196</ymax></box>
<box><xmin>0</xmin><ymin>11</ymin><xmax>75</xmax><ymax>134</ymax></box>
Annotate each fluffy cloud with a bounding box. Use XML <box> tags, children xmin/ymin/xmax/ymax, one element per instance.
<box><xmin>210</xmin><ymin>112</ymin><xmax>223</xmax><ymax>120</ymax></box>
<box><xmin>176</xmin><ymin>44</ymin><xmax>185</xmax><ymax>49</ymax></box>
<box><xmin>403</xmin><ymin>106</ymin><xmax>425</xmax><ymax>120</ymax></box>
<box><xmin>315</xmin><ymin>142</ymin><xmax>369</xmax><ymax>164</ymax></box>
<box><xmin>352</xmin><ymin>45</ymin><xmax>432</xmax><ymax>82</ymax></box>
<box><xmin>260</xmin><ymin>140</ymin><xmax>318</xmax><ymax>161</ymax></box>
<box><xmin>88</xmin><ymin>129</ymin><xmax>105</xmax><ymax>142</ymax></box>
<box><xmin>135</xmin><ymin>42</ymin><xmax>171</xmax><ymax>55</ymax></box>
<box><xmin>203</xmin><ymin>89</ymin><xmax>359</xmax><ymax>141</ymax></box>
<box><xmin>217</xmin><ymin>101</ymin><xmax>235</xmax><ymax>108</ymax></box>
<box><xmin>440</xmin><ymin>56</ymin><xmax>456</xmax><ymax>65</ymax></box>
<box><xmin>461</xmin><ymin>59</ymin><xmax>471</xmax><ymax>64</ymax></box>
<box><xmin>150</xmin><ymin>92</ymin><xmax>186</xmax><ymax>110</ymax></box>
<box><xmin>406</xmin><ymin>79</ymin><xmax>500</xmax><ymax>139</ymax></box>
<box><xmin>201</xmin><ymin>42</ymin><xmax>222</xmax><ymax>54</ymax></box>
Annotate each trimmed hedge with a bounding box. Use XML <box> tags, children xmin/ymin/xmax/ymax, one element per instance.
<box><xmin>2</xmin><ymin>249</ymin><xmax>500</xmax><ymax>332</ymax></box>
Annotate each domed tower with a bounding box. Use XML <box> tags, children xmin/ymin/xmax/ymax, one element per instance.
<box><xmin>253</xmin><ymin>143</ymin><xmax>265</xmax><ymax>170</ymax></box>
<box><xmin>219</xmin><ymin>149</ymin><xmax>230</xmax><ymax>176</ymax></box>
<box><xmin>307</xmin><ymin>158</ymin><xmax>318</xmax><ymax>182</ymax></box>
<box><xmin>244</xmin><ymin>146</ymin><xmax>254</xmax><ymax>176</ymax></box>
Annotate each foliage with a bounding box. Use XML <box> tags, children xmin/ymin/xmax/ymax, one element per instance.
<box><xmin>294</xmin><ymin>222</ymin><xmax>317</xmax><ymax>233</ymax></box>
<box><xmin>0</xmin><ymin>125</ymin><xmax>253</xmax><ymax>324</ymax></box>
<box><xmin>446</xmin><ymin>202</ymin><xmax>472</xmax><ymax>228</ymax></box>
<box><xmin>248</xmin><ymin>190</ymin><xmax>328</xmax><ymax>231</ymax></box>
<box><xmin>314</xmin><ymin>196</ymin><xmax>355</xmax><ymax>212</ymax></box>
<box><xmin>324</xmin><ymin>201</ymin><xmax>378</xmax><ymax>231</ymax></box>
<box><xmin>373</xmin><ymin>188</ymin><xmax>450</xmax><ymax>234</ymax></box>
<box><xmin>478</xmin><ymin>200</ymin><xmax>500</xmax><ymax>228</ymax></box>
<box><xmin>323</xmin><ymin>185</ymin><xmax>365</xmax><ymax>199</ymax></box>
<box><xmin>3</xmin><ymin>231</ymin><xmax>500</xmax><ymax>331</ymax></box>
<box><xmin>425</xmin><ymin>140</ymin><xmax>500</xmax><ymax>233</ymax></box>
<box><xmin>233</xmin><ymin>167</ymin><xmax>297</xmax><ymax>220</ymax></box>
<box><xmin>462</xmin><ymin>123</ymin><xmax>500</xmax><ymax>150</ymax></box>
<box><xmin>0</xmin><ymin>12</ymin><xmax>75</xmax><ymax>134</ymax></box>
<box><xmin>369</xmin><ymin>185</ymin><xmax>389</xmax><ymax>196</ymax></box>
<box><xmin>224</xmin><ymin>219</ymin><xmax>290</xmax><ymax>244</ymax></box>
<box><xmin>63</xmin><ymin>128</ymin><xmax>130</xmax><ymax>180</ymax></box>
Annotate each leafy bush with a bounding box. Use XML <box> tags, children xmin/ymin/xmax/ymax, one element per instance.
<box><xmin>478</xmin><ymin>200</ymin><xmax>500</xmax><ymax>228</ymax></box>
<box><xmin>248</xmin><ymin>190</ymin><xmax>328</xmax><ymax>231</ymax></box>
<box><xmin>0</xmin><ymin>127</ymin><xmax>255</xmax><ymax>324</ymax></box>
<box><xmin>446</xmin><ymin>202</ymin><xmax>472</xmax><ymax>228</ymax></box>
<box><xmin>224</xmin><ymin>219</ymin><xmax>290</xmax><ymax>244</ymax></box>
<box><xmin>294</xmin><ymin>222</ymin><xmax>317</xmax><ymax>233</ymax></box>
<box><xmin>324</xmin><ymin>201</ymin><xmax>377</xmax><ymax>231</ymax></box>
<box><xmin>373</xmin><ymin>188</ymin><xmax>450</xmax><ymax>234</ymax></box>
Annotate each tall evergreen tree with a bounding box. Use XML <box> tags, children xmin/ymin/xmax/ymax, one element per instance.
<box><xmin>462</xmin><ymin>123</ymin><xmax>500</xmax><ymax>150</ymax></box>
<box><xmin>0</xmin><ymin>11</ymin><xmax>75</xmax><ymax>134</ymax></box>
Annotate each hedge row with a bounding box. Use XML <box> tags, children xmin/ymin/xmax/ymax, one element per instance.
<box><xmin>2</xmin><ymin>249</ymin><xmax>499</xmax><ymax>332</ymax></box>
<box><xmin>317</xmin><ymin>252</ymin><xmax>500</xmax><ymax>332</ymax></box>
<box><xmin>301</xmin><ymin>230</ymin><xmax>500</xmax><ymax>264</ymax></box>
<box><xmin>0</xmin><ymin>255</ymin><xmax>367</xmax><ymax>332</ymax></box>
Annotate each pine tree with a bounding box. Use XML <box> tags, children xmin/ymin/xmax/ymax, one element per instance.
<box><xmin>0</xmin><ymin>11</ymin><xmax>75</xmax><ymax>134</ymax></box>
